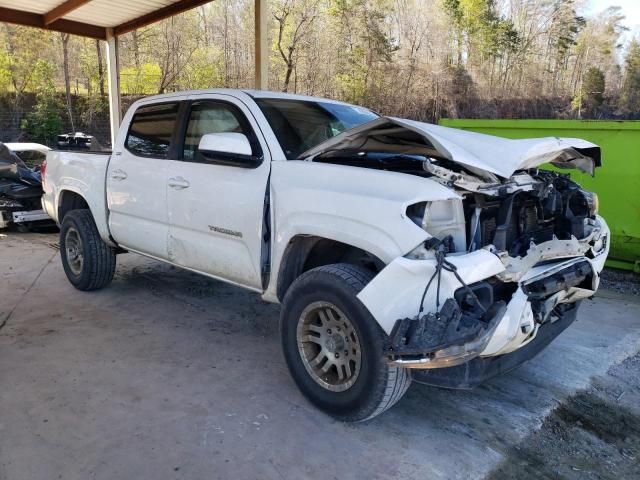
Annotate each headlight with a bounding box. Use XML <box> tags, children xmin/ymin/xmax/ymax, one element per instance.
<box><xmin>406</xmin><ymin>199</ymin><xmax>466</xmax><ymax>252</ymax></box>
<box><xmin>582</xmin><ymin>190</ymin><xmax>599</xmax><ymax>216</ymax></box>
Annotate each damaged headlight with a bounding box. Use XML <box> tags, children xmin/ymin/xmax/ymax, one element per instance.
<box><xmin>582</xmin><ymin>190</ymin><xmax>599</xmax><ymax>216</ymax></box>
<box><xmin>406</xmin><ymin>199</ymin><xmax>467</xmax><ymax>252</ymax></box>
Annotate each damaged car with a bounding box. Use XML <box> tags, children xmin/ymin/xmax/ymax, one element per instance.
<box><xmin>0</xmin><ymin>142</ymin><xmax>51</xmax><ymax>229</ymax></box>
<box><xmin>41</xmin><ymin>90</ymin><xmax>609</xmax><ymax>421</ymax></box>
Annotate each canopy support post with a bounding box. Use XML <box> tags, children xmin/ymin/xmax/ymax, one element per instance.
<box><xmin>254</xmin><ymin>0</ymin><xmax>268</xmax><ymax>90</ymax></box>
<box><xmin>105</xmin><ymin>29</ymin><xmax>121</xmax><ymax>148</ymax></box>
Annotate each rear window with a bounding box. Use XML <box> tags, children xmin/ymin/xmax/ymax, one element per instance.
<box><xmin>125</xmin><ymin>103</ymin><xmax>180</xmax><ymax>158</ymax></box>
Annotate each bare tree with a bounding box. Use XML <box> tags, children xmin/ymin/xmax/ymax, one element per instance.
<box><xmin>60</xmin><ymin>33</ymin><xmax>75</xmax><ymax>131</ymax></box>
<box><xmin>273</xmin><ymin>0</ymin><xmax>320</xmax><ymax>92</ymax></box>
<box><xmin>95</xmin><ymin>39</ymin><xmax>105</xmax><ymax>98</ymax></box>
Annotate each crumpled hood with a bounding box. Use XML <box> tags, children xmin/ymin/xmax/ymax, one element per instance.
<box><xmin>301</xmin><ymin>117</ymin><xmax>601</xmax><ymax>178</ymax></box>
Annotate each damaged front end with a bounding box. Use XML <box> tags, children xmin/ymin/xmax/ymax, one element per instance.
<box><xmin>303</xmin><ymin>117</ymin><xmax>609</xmax><ymax>387</ymax></box>
<box><xmin>327</xmin><ymin>121</ymin><xmax>612</xmax><ymax>387</ymax></box>
<box><xmin>357</xmin><ymin>181</ymin><xmax>608</xmax><ymax>386</ymax></box>
<box><xmin>359</xmin><ymin>205</ymin><xmax>607</xmax><ymax>386</ymax></box>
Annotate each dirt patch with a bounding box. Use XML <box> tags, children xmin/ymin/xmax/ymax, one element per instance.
<box><xmin>487</xmin><ymin>354</ymin><xmax>640</xmax><ymax>479</ymax></box>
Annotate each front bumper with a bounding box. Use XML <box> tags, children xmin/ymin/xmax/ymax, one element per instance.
<box><xmin>357</xmin><ymin>215</ymin><xmax>609</xmax><ymax>372</ymax></box>
<box><xmin>412</xmin><ymin>301</ymin><xmax>580</xmax><ymax>389</ymax></box>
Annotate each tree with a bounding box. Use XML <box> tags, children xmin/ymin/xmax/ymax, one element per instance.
<box><xmin>155</xmin><ymin>14</ymin><xmax>201</xmax><ymax>93</ymax></box>
<box><xmin>21</xmin><ymin>61</ymin><xmax>63</xmax><ymax>145</ymax></box>
<box><xmin>0</xmin><ymin>49</ymin><xmax>11</xmax><ymax>92</ymax></box>
<box><xmin>620</xmin><ymin>39</ymin><xmax>640</xmax><ymax>115</ymax></box>
<box><xmin>573</xmin><ymin>66</ymin><xmax>605</xmax><ymax>117</ymax></box>
<box><xmin>96</xmin><ymin>40</ymin><xmax>105</xmax><ymax>97</ymax></box>
<box><xmin>1</xmin><ymin>26</ymin><xmax>52</xmax><ymax>99</ymax></box>
<box><xmin>60</xmin><ymin>33</ymin><xmax>75</xmax><ymax>131</ymax></box>
<box><xmin>273</xmin><ymin>0</ymin><xmax>320</xmax><ymax>92</ymax></box>
<box><xmin>442</xmin><ymin>0</ymin><xmax>518</xmax><ymax>66</ymax></box>
<box><xmin>0</xmin><ymin>0</ymin><xmax>637</xmax><ymax>139</ymax></box>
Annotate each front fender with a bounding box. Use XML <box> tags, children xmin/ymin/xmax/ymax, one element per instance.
<box><xmin>265</xmin><ymin>160</ymin><xmax>460</xmax><ymax>301</ymax></box>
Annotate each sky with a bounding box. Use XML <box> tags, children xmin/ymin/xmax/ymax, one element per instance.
<box><xmin>580</xmin><ymin>0</ymin><xmax>640</xmax><ymax>46</ymax></box>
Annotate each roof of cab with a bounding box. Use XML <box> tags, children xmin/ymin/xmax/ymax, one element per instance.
<box><xmin>132</xmin><ymin>88</ymin><xmax>353</xmax><ymax>106</ymax></box>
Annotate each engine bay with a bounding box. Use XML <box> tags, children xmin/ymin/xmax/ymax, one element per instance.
<box><xmin>313</xmin><ymin>151</ymin><xmax>600</xmax><ymax>257</ymax></box>
<box><xmin>462</xmin><ymin>172</ymin><xmax>599</xmax><ymax>257</ymax></box>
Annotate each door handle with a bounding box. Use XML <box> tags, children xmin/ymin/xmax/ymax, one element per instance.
<box><xmin>168</xmin><ymin>177</ymin><xmax>190</xmax><ymax>189</ymax></box>
<box><xmin>111</xmin><ymin>169</ymin><xmax>127</xmax><ymax>180</ymax></box>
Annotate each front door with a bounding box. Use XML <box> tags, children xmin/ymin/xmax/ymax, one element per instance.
<box><xmin>166</xmin><ymin>95</ymin><xmax>271</xmax><ymax>290</ymax></box>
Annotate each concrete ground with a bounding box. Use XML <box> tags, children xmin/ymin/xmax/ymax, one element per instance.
<box><xmin>1</xmin><ymin>231</ymin><xmax>639</xmax><ymax>480</ymax></box>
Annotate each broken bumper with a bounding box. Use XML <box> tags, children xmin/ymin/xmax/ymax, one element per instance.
<box><xmin>357</xmin><ymin>216</ymin><xmax>609</xmax><ymax>373</ymax></box>
<box><xmin>411</xmin><ymin>301</ymin><xmax>580</xmax><ymax>389</ymax></box>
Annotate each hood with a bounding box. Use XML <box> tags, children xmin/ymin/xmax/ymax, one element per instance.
<box><xmin>301</xmin><ymin>117</ymin><xmax>601</xmax><ymax>178</ymax></box>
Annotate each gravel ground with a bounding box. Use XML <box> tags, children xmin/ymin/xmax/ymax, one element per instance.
<box><xmin>2</xmin><ymin>230</ymin><xmax>639</xmax><ymax>480</ymax></box>
<box><xmin>600</xmin><ymin>268</ymin><xmax>640</xmax><ymax>296</ymax></box>
<box><xmin>487</xmin><ymin>354</ymin><xmax>640</xmax><ymax>479</ymax></box>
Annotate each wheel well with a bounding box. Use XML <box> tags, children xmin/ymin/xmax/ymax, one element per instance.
<box><xmin>58</xmin><ymin>191</ymin><xmax>89</xmax><ymax>222</ymax></box>
<box><xmin>276</xmin><ymin>236</ymin><xmax>385</xmax><ymax>302</ymax></box>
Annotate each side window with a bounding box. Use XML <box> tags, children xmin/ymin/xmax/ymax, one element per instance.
<box><xmin>183</xmin><ymin>101</ymin><xmax>259</xmax><ymax>162</ymax></box>
<box><xmin>125</xmin><ymin>103</ymin><xmax>179</xmax><ymax>158</ymax></box>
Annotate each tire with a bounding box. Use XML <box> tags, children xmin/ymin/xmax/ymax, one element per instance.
<box><xmin>281</xmin><ymin>263</ymin><xmax>411</xmax><ymax>422</ymax></box>
<box><xmin>60</xmin><ymin>209</ymin><xmax>116</xmax><ymax>291</ymax></box>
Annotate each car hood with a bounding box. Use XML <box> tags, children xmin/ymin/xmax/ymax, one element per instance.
<box><xmin>300</xmin><ymin>117</ymin><xmax>601</xmax><ymax>178</ymax></box>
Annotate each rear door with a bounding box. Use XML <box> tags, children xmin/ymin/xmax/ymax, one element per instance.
<box><xmin>166</xmin><ymin>94</ymin><xmax>271</xmax><ymax>290</ymax></box>
<box><xmin>107</xmin><ymin>100</ymin><xmax>182</xmax><ymax>259</ymax></box>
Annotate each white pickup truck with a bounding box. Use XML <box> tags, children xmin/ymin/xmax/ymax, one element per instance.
<box><xmin>42</xmin><ymin>89</ymin><xmax>610</xmax><ymax>421</ymax></box>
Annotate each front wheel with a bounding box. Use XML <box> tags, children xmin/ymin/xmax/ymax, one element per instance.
<box><xmin>60</xmin><ymin>209</ymin><xmax>116</xmax><ymax>291</ymax></box>
<box><xmin>281</xmin><ymin>263</ymin><xmax>411</xmax><ymax>422</ymax></box>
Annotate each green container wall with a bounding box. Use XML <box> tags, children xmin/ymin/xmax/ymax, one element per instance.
<box><xmin>438</xmin><ymin>119</ymin><xmax>640</xmax><ymax>272</ymax></box>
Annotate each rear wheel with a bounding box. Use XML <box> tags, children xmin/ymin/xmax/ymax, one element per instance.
<box><xmin>60</xmin><ymin>209</ymin><xmax>116</xmax><ymax>291</ymax></box>
<box><xmin>281</xmin><ymin>263</ymin><xmax>411</xmax><ymax>422</ymax></box>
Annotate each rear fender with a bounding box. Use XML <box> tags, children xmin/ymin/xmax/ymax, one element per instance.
<box><xmin>56</xmin><ymin>187</ymin><xmax>114</xmax><ymax>247</ymax></box>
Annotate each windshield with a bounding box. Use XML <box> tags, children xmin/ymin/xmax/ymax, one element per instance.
<box><xmin>254</xmin><ymin>98</ymin><xmax>378</xmax><ymax>159</ymax></box>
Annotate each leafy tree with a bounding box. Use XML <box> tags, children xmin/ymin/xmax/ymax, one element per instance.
<box><xmin>576</xmin><ymin>67</ymin><xmax>605</xmax><ymax>116</ymax></box>
<box><xmin>1</xmin><ymin>26</ymin><xmax>51</xmax><ymax>95</ymax></box>
<box><xmin>328</xmin><ymin>0</ymin><xmax>397</xmax><ymax>104</ymax></box>
<box><xmin>620</xmin><ymin>39</ymin><xmax>640</xmax><ymax>115</ymax></box>
<box><xmin>21</xmin><ymin>61</ymin><xmax>63</xmax><ymax>145</ymax></box>
<box><xmin>0</xmin><ymin>49</ymin><xmax>11</xmax><ymax>92</ymax></box>
<box><xmin>120</xmin><ymin>63</ymin><xmax>162</xmax><ymax>94</ymax></box>
<box><xmin>546</xmin><ymin>1</ymin><xmax>585</xmax><ymax>94</ymax></box>
<box><xmin>179</xmin><ymin>47</ymin><xmax>224</xmax><ymax>89</ymax></box>
<box><xmin>442</xmin><ymin>0</ymin><xmax>518</xmax><ymax>65</ymax></box>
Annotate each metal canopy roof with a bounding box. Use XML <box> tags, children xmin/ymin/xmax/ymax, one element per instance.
<box><xmin>0</xmin><ymin>0</ymin><xmax>213</xmax><ymax>39</ymax></box>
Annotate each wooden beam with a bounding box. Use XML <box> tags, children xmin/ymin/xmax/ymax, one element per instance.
<box><xmin>114</xmin><ymin>0</ymin><xmax>213</xmax><ymax>36</ymax></box>
<box><xmin>0</xmin><ymin>6</ymin><xmax>106</xmax><ymax>39</ymax></box>
<box><xmin>44</xmin><ymin>0</ymin><xmax>93</xmax><ymax>25</ymax></box>
<box><xmin>254</xmin><ymin>0</ymin><xmax>268</xmax><ymax>90</ymax></box>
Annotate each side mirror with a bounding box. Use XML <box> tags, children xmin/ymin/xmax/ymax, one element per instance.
<box><xmin>197</xmin><ymin>133</ymin><xmax>263</xmax><ymax>168</ymax></box>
